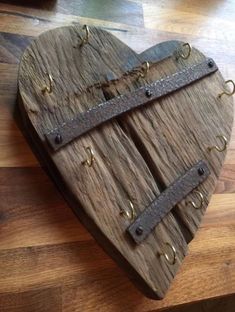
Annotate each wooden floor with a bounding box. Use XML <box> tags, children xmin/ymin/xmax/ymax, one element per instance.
<box><xmin>0</xmin><ymin>0</ymin><xmax>235</xmax><ymax>311</ymax></box>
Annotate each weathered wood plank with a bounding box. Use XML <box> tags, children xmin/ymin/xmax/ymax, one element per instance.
<box><xmin>109</xmin><ymin>47</ymin><xmax>233</xmax><ymax>237</ymax></box>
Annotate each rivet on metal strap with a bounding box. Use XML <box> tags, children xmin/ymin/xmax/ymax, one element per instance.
<box><xmin>187</xmin><ymin>190</ymin><xmax>204</xmax><ymax>209</ymax></box>
<box><xmin>54</xmin><ymin>133</ymin><xmax>63</xmax><ymax>145</ymax></box>
<box><xmin>41</xmin><ymin>73</ymin><xmax>53</xmax><ymax>94</ymax></box>
<box><xmin>176</xmin><ymin>43</ymin><xmax>192</xmax><ymax>60</ymax></box>
<box><xmin>208</xmin><ymin>135</ymin><xmax>227</xmax><ymax>153</ymax></box>
<box><xmin>120</xmin><ymin>200</ymin><xmax>136</xmax><ymax>221</ymax></box>
<box><xmin>218</xmin><ymin>80</ymin><xmax>235</xmax><ymax>98</ymax></box>
<box><xmin>159</xmin><ymin>243</ymin><xmax>177</xmax><ymax>265</ymax></box>
<box><xmin>82</xmin><ymin>146</ymin><xmax>95</xmax><ymax>167</ymax></box>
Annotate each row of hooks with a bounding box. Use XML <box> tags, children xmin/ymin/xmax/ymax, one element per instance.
<box><xmin>41</xmin><ymin>70</ymin><xmax>235</xmax><ymax>99</ymax></box>
<box><xmin>73</xmin><ymin>25</ymin><xmax>235</xmax><ymax>97</ymax></box>
<box><xmin>79</xmin><ymin>26</ymin><xmax>189</xmax><ymax>62</ymax></box>
<box><xmin>82</xmin><ymin>135</ymin><xmax>228</xmax><ymax>169</ymax></box>
<box><xmin>41</xmin><ymin>25</ymin><xmax>235</xmax><ymax>99</ymax></box>
<box><xmin>81</xmin><ymin>134</ymin><xmax>227</xmax><ymax>265</ymax></box>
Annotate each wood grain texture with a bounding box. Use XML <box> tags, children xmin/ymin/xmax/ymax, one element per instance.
<box><xmin>0</xmin><ymin>0</ymin><xmax>235</xmax><ymax>311</ymax></box>
<box><xmin>18</xmin><ymin>26</ymin><xmax>190</xmax><ymax>299</ymax></box>
<box><xmin>17</xmin><ymin>23</ymin><xmax>233</xmax><ymax>300</ymax></box>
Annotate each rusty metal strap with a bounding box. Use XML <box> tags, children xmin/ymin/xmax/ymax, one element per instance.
<box><xmin>127</xmin><ymin>160</ymin><xmax>210</xmax><ymax>244</ymax></box>
<box><xmin>45</xmin><ymin>58</ymin><xmax>217</xmax><ymax>150</ymax></box>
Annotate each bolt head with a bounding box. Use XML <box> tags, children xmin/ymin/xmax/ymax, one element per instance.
<box><xmin>208</xmin><ymin>60</ymin><xmax>214</xmax><ymax>68</ymax></box>
<box><xmin>145</xmin><ymin>89</ymin><xmax>152</xmax><ymax>98</ymax></box>
<box><xmin>55</xmin><ymin>133</ymin><xmax>62</xmax><ymax>144</ymax></box>
<box><xmin>135</xmin><ymin>226</ymin><xmax>143</xmax><ymax>236</ymax></box>
<box><xmin>198</xmin><ymin>167</ymin><xmax>205</xmax><ymax>176</ymax></box>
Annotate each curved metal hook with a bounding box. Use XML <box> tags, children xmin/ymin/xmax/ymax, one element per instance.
<box><xmin>218</xmin><ymin>80</ymin><xmax>235</xmax><ymax>98</ymax></box>
<box><xmin>138</xmin><ymin>61</ymin><xmax>150</xmax><ymax>79</ymax></box>
<box><xmin>187</xmin><ymin>191</ymin><xmax>204</xmax><ymax>209</ymax></box>
<box><xmin>176</xmin><ymin>43</ymin><xmax>192</xmax><ymax>60</ymax></box>
<box><xmin>159</xmin><ymin>242</ymin><xmax>177</xmax><ymax>265</ymax></box>
<box><xmin>208</xmin><ymin>135</ymin><xmax>228</xmax><ymax>153</ymax></box>
<box><xmin>42</xmin><ymin>73</ymin><xmax>53</xmax><ymax>94</ymax></box>
<box><xmin>120</xmin><ymin>200</ymin><xmax>136</xmax><ymax>221</ymax></box>
<box><xmin>80</xmin><ymin>25</ymin><xmax>90</xmax><ymax>45</ymax></box>
<box><xmin>82</xmin><ymin>146</ymin><xmax>95</xmax><ymax>167</ymax></box>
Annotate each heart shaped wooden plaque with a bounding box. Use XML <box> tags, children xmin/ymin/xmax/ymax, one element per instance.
<box><xmin>18</xmin><ymin>25</ymin><xmax>234</xmax><ymax>299</ymax></box>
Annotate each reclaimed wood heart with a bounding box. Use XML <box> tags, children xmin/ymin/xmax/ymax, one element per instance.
<box><xmin>18</xmin><ymin>25</ymin><xmax>233</xmax><ymax>299</ymax></box>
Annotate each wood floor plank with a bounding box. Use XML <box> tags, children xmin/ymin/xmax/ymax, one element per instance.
<box><xmin>0</xmin><ymin>241</ymin><xmax>115</xmax><ymax>293</ymax></box>
<box><xmin>0</xmin><ymin>100</ymin><xmax>38</xmax><ymax>167</ymax></box>
<box><xmin>143</xmin><ymin>4</ymin><xmax>235</xmax><ymax>41</ymax></box>
<box><xmin>0</xmin><ymin>287</ymin><xmax>62</xmax><ymax>312</ymax></box>
<box><xmin>1</xmin><ymin>0</ymin><xmax>144</xmax><ymax>27</ymax></box>
<box><xmin>215</xmin><ymin>164</ymin><xmax>235</xmax><ymax>194</ymax></box>
<box><xmin>0</xmin><ymin>32</ymin><xmax>33</xmax><ymax>64</ymax></box>
<box><xmin>0</xmin><ymin>167</ymin><xmax>91</xmax><ymax>249</ymax></box>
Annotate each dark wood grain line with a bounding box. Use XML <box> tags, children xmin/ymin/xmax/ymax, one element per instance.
<box><xmin>0</xmin><ymin>10</ymin><xmax>51</xmax><ymax>23</ymax></box>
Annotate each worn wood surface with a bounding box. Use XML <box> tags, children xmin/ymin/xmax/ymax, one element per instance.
<box><xmin>18</xmin><ymin>26</ymin><xmax>188</xmax><ymax>299</ymax></box>
<box><xmin>18</xmin><ymin>24</ymin><xmax>233</xmax><ymax>299</ymax></box>
<box><xmin>0</xmin><ymin>0</ymin><xmax>235</xmax><ymax>311</ymax></box>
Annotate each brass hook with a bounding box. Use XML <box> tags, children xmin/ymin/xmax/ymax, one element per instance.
<box><xmin>82</xmin><ymin>147</ymin><xmax>95</xmax><ymax>167</ymax></box>
<box><xmin>138</xmin><ymin>61</ymin><xmax>150</xmax><ymax>79</ymax></box>
<box><xmin>80</xmin><ymin>25</ymin><xmax>90</xmax><ymax>45</ymax></box>
<box><xmin>208</xmin><ymin>135</ymin><xmax>228</xmax><ymax>152</ymax></box>
<box><xmin>176</xmin><ymin>43</ymin><xmax>192</xmax><ymax>60</ymax></box>
<box><xmin>218</xmin><ymin>80</ymin><xmax>235</xmax><ymax>98</ymax></box>
<box><xmin>159</xmin><ymin>242</ymin><xmax>177</xmax><ymax>265</ymax></box>
<box><xmin>187</xmin><ymin>191</ymin><xmax>204</xmax><ymax>209</ymax></box>
<box><xmin>41</xmin><ymin>73</ymin><xmax>53</xmax><ymax>94</ymax></box>
<box><xmin>120</xmin><ymin>200</ymin><xmax>136</xmax><ymax>221</ymax></box>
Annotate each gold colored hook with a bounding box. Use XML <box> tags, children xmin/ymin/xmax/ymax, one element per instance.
<box><xmin>120</xmin><ymin>200</ymin><xmax>136</xmax><ymax>221</ymax></box>
<box><xmin>187</xmin><ymin>191</ymin><xmax>204</xmax><ymax>209</ymax></box>
<box><xmin>41</xmin><ymin>73</ymin><xmax>53</xmax><ymax>94</ymax></box>
<box><xmin>159</xmin><ymin>242</ymin><xmax>177</xmax><ymax>265</ymax></box>
<box><xmin>80</xmin><ymin>25</ymin><xmax>90</xmax><ymax>45</ymax></box>
<box><xmin>176</xmin><ymin>43</ymin><xmax>192</xmax><ymax>60</ymax></box>
<box><xmin>138</xmin><ymin>61</ymin><xmax>150</xmax><ymax>79</ymax></box>
<box><xmin>218</xmin><ymin>80</ymin><xmax>235</xmax><ymax>98</ymax></box>
<box><xmin>82</xmin><ymin>147</ymin><xmax>95</xmax><ymax>167</ymax></box>
<box><xmin>208</xmin><ymin>135</ymin><xmax>228</xmax><ymax>153</ymax></box>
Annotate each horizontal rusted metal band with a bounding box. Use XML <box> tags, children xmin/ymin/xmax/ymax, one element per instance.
<box><xmin>45</xmin><ymin>58</ymin><xmax>217</xmax><ymax>151</ymax></box>
<box><xmin>127</xmin><ymin>160</ymin><xmax>210</xmax><ymax>244</ymax></box>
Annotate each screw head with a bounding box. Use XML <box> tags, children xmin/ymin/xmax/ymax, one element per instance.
<box><xmin>208</xmin><ymin>60</ymin><xmax>214</xmax><ymax>68</ymax></box>
<box><xmin>198</xmin><ymin>167</ymin><xmax>205</xmax><ymax>176</ymax></box>
<box><xmin>145</xmin><ymin>89</ymin><xmax>152</xmax><ymax>98</ymax></box>
<box><xmin>135</xmin><ymin>226</ymin><xmax>143</xmax><ymax>236</ymax></box>
<box><xmin>55</xmin><ymin>133</ymin><xmax>62</xmax><ymax>144</ymax></box>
